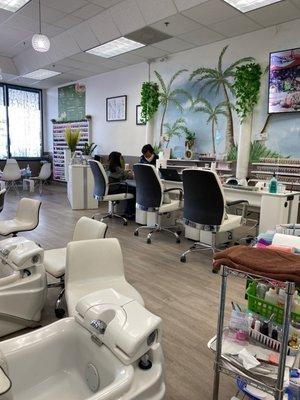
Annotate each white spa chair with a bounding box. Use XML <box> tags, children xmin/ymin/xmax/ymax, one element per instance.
<box><xmin>0</xmin><ymin>236</ymin><xmax>47</xmax><ymax>337</ymax></box>
<box><xmin>0</xmin><ymin>198</ymin><xmax>41</xmax><ymax>237</ymax></box>
<box><xmin>0</xmin><ymin>159</ymin><xmax>21</xmax><ymax>194</ymax></box>
<box><xmin>65</xmin><ymin>238</ymin><xmax>144</xmax><ymax>317</ymax></box>
<box><xmin>44</xmin><ymin>216</ymin><xmax>108</xmax><ymax>318</ymax></box>
<box><xmin>31</xmin><ymin>162</ymin><xmax>51</xmax><ymax>194</ymax></box>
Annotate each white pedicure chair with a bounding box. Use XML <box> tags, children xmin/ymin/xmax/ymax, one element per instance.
<box><xmin>0</xmin><ymin>289</ymin><xmax>165</xmax><ymax>400</ymax></box>
<box><xmin>0</xmin><ymin>237</ymin><xmax>47</xmax><ymax>337</ymax></box>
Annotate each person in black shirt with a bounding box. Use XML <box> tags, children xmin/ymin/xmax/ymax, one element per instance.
<box><xmin>139</xmin><ymin>144</ymin><xmax>159</xmax><ymax>166</ymax></box>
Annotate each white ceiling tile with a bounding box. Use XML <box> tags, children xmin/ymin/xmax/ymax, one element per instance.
<box><xmin>41</xmin><ymin>0</ymin><xmax>89</xmax><ymax>13</ymax></box>
<box><xmin>182</xmin><ymin>0</ymin><xmax>241</xmax><ymax>25</ymax></box>
<box><xmin>109</xmin><ymin>0</ymin><xmax>146</xmax><ymax>35</ymax></box>
<box><xmin>3</xmin><ymin>14</ymin><xmax>37</xmax><ymax>32</ymax></box>
<box><xmin>70</xmin><ymin>68</ymin><xmax>96</xmax><ymax>77</ymax></box>
<box><xmin>290</xmin><ymin>0</ymin><xmax>300</xmax><ymax>8</ymax></box>
<box><xmin>1</xmin><ymin>39</ymin><xmax>31</xmax><ymax>57</ymax></box>
<box><xmin>173</xmin><ymin>0</ymin><xmax>208</xmax><ymax>12</ymax></box>
<box><xmin>60</xmin><ymin>58</ymin><xmax>88</xmax><ymax>68</ymax></box>
<box><xmin>111</xmin><ymin>52</ymin><xmax>146</xmax><ymax>64</ymax></box>
<box><xmin>46</xmin><ymin>31</ymin><xmax>81</xmax><ymax>63</ymax></box>
<box><xmin>151</xmin><ymin>13</ymin><xmax>202</xmax><ymax>36</ymax></box>
<box><xmin>211</xmin><ymin>15</ymin><xmax>262</xmax><ymax>37</ymax></box>
<box><xmin>8</xmin><ymin>76</ymin><xmax>40</xmax><ymax>85</ymax></box>
<box><xmin>152</xmin><ymin>37</ymin><xmax>194</xmax><ymax>52</ymax></box>
<box><xmin>88</xmin><ymin>9</ymin><xmax>120</xmax><ymax>43</ymax></box>
<box><xmin>179</xmin><ymin>26</ymin><xmax>225</xmax><ymax>45</ymax></box>
<box><xmin>0</xmin><ymin>9</ymin><xmax>12</xmax><ymax>23</ymax></box>
<box><xmin>0</xmin><ymin>56</ymin><xmax>18</xmax><ymax>75</ymax></box>
<box><xmin>0</xmin><ymin>26</ymin><xmax>32</xmax><ymax>49</ymax></box>
<box><xmin>68</xmin><ymin>21</ymin><xmax>99</xmax><ymax>50</ymax></box>
<box><xmin>45</xmin><ymin>63</ymin><xmax>74</xmax><ymax>73</ymax></box>
<box><xmin>72</xmin><ymin>3</ymin><xmax>104</xmax><ymax>20</ymax></box>
<box><xmin>70</xmin><ymin>52</ymin><xmax>108</xmax><ymax>64</ymax></box>
<box><xmin>246</xmin><ymin>0</ymin><xmax>300</xmax><ymax>26</ymax></box>
<box><xmin>19</xmin><ymin>1</ymin><xmax>67</xmax><ymax>24</ymax></box>
<box><xmin>136</xmin><ymin>0</ymin><xmax>177</xmax><ymax>25</ymax></box>
<box><xmin>130</xmin><ymin>45</ymin><xmax>169</xmax><ymax>58</ymax></box>
<box><xmin>75</xmin><ymin>63</ymin><xmax>111</xmax><ymax>73</ymax></box>
<box><xmin>54</xmin><ymin>15</ymin><xmax>83</xmax><ymax>29</ymax></box>
<box><xmin>42</xmin><ymin>23</ymin><xmax>65</xmax><ymax>37</ymax></box>
<box><xmin>89</xmin><ymin>0</ymin><xmax>122</xmax><ymax>8</ymax></box>
<box><xmin>101</xmin><ymin>58</ymin><xmax>126</xmax><ymax>68</ymax></box>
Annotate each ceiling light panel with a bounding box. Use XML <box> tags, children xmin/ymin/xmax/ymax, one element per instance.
<box><xmin>0</xmin><ymin>0</ymin><xmax>31</xmax><ymax>12</ymax></box>
<box><xmin>23</xmin><ymin>69</ymin><xmax>61</xmax><ymax>80</ymax></box>
<box><xmin>86</xmin><ymin>37</ymin><xmax>145</xmax><ymax>58</ymax></box>
<box><xmin>223</xmin><ymin>0</ymin><xmax>282</xmax><ymax>12</ymax></box>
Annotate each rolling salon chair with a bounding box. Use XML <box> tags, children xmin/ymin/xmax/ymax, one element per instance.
<box><xmin>133</xmin><ymin>163</ymin><xmax>183</xmax><ymax>244</ymax></box>
<box><xmin>89</xmin><ymin>160</ymin><xmax>133</xmax><ymax>226</ymax></box>
<box><xmin>180</xmin><ymin>169</ymin><xmax>248</xmax><ymax>263</ymax></box>
<box><xmin>65</xmin><ymin>238</ymin><xmax>144</xmax><ymax>316</ymax></box>
<box><xmin>44</xmin><ymin>216</ymin><xmax>107</xmax><ymax>318</ymax></box>
<box><xmin>0</xmin><ymin>198</ymin><xmax>41</xmax><ymax>237</ymax></box>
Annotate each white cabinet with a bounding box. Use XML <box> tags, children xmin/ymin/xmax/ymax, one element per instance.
<box><xmin>67</xmin><ymin>165</ymin><xmax>98</xmax><ymax>210</ymax></box>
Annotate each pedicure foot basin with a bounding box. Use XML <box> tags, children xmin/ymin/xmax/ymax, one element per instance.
<box><xmin>0</xmin><ymin>289</ymin><xmax>165</xmax><ymax>400</ymax></box>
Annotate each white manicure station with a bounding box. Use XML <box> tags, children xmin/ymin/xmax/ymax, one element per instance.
<box><xmin>67</xmin><ymin>164</ymin><xmax>98</xmax><ymax>210</ymax></box>
<box><xmin>0</xmin><ymin>288</ymin><xmax>165</xmax><ymax>400</ymax></box>
<box><xmin>0</xmin><ymin>237</ymin><xmax>47</xmax><ymax>337</ymax></box>
<box><xmin>162</xmin><ymin>179</ymin><xmax>300</xmax><ymax>233</ymax></box>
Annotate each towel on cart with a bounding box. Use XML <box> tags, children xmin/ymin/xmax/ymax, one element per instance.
<box><xmin>213</xmin><ymin>245</ymin><xmax>300</xmax><ymax>283</ymax></box>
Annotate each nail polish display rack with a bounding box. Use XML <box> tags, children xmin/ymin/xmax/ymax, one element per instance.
<box><xmin>210</xmin><ymin>266</ymin><xmax>295</xmax><ymax>400</ymax></box>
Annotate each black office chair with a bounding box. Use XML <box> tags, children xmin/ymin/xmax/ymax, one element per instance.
<box><xmin>89</xmin><ymin>160</ymin><xmax>134</xmax><ymax>225</ymax></box>
<box><xmin>0</xmin><ymin>189</ymin><xmax>5</xmax><ymax>213</ymax></box>
<box><xmin>180</xmin><ymin>169</ymin><xmax>248</xmax><ymax>263</ymax></box>
<box><xmin>133</xmin><ymin>163</ymin><xmax>183</xmax><ymax>244</ymax></box>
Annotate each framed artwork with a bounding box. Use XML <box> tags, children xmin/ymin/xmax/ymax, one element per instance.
<box><xmin>136</xmin><ymin>105</ymin><xmax>146</xmax><ymax>125</ymax></box>
<box><xmin>106</xmin><ymin>95</ymin><xmax>127</xmax><ymax>122</ymax></box>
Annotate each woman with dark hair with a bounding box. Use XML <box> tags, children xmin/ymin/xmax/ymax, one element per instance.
<box><xmin>106</xmin><ymin>151</ymin><xmax>135</xmax><ymax>217</ymax></box>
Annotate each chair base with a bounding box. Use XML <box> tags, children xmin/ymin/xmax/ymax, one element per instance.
<box><xmin>180</xmin><ymin>241</ymin><xmax>216</xmax><ymax>263</ymax></box>
<box><xmin>47</xmin><ymin>277</ymin><xmax>65</xmax><ymax>319</ymax></box>
<box><xmin>92</xmin><ymin>201</ymin><xmax>128</xmax><ymax>226</ymax></box>
<box><xmin>134</xmin><ymin>223</ymin><xmax>181</xmax><ymax>244</ymax></box>
<box><xmin>4</xmin><ymin>180</ymin><xmax>20</xmax><ymax>195</ymax></box>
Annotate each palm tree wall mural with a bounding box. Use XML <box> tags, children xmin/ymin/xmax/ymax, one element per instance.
<box><xmin>189</xmin><ymin>46</ymin><xmax>254</xmax><ymax>154</ymax></box>
<box><xmin>154</xmin><ymin>69</ymin><xmax>191</xmax><ymax>144</ymax></box>
<box><xmin>193</xmin><ymin>98</ymin><xmax>227</xmax><ymax>157</ymax></box>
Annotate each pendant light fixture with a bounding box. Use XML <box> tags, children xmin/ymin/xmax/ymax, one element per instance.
<box><xmin>32</xmin><ymin>0</ymin><xmax>50</xmax><ymax>53</ymax></box>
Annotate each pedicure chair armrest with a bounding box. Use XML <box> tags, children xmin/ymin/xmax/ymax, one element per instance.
<box><xmin>164</xmin><ymin>187</ymin><xmax>183</xmax><ymax>201</ymax></box>
<box><xmin>0</xmin><ymin>367</ymin><xmax>11</xmax><ymax>395</ymax></box>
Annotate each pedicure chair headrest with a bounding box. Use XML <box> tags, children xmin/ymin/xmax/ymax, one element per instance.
<box><xmin>0</xmin><ymin>237</ymin><xmax>43</xmax><ymax>271</ymax></box>
<box><xmin>75</xmin><ymin>288</ymin><xmax>162</xmax><ymax>365</ymax></box>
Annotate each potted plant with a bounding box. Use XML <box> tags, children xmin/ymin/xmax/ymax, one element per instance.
<box><xmin>64</xmin><ymin>127</ymin><xmax>81</xmax><ymax>163</ymax></box>
<box><xmin>82</xmin><ymin>142</ymin><xmax>97</xmax><ymax>161</ymax></box>
<box><xmin>182</xmin><ymin>127</ymin><xmax>196</xmax><ymax>150</ymax></box>
<box><xmin>140</xmin><ymin>82</ymin><xmax>160</xmax><ymax>124</ymax></box>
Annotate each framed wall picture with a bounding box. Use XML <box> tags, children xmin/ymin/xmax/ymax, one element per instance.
<box><xmin>106</xmin><ymin>95</ymin><xmax>127</xmax><ymax>122</ymax></box>
<box><xmin>136</xmin><ymin>105</ymin><xmax>146</xmax><ymax>125</ymax></box>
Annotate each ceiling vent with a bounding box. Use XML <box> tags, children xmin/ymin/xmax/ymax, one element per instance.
<box><xmin>125</xmin><ymin>27</ymin><xmax>172</xmax><ymax>46</ymax></box>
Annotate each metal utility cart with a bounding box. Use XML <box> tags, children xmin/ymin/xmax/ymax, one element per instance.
<box><xmin>211</xmin><ymin>266</ymin><xmax>295</xmax><ymax>400</ymax></box>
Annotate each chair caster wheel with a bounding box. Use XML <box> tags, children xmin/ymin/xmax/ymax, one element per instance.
<box><xmin>147</xmin><ymin>238</ymin><xmax>151</xmax><ymax>244</ymax></box>
<box><xmin>134</xmin><ymin>230</ymin><xmax>139</xmax><ymax>236</ymax></box>
<box><xmin>176</xmin><ymin>238</ymin><xmax>181</xmax><ymax>244</ymax></box>
<box><xmin>123</xmin><ymin>221</ymin><xmax>127</xmax><ymax>226</ymax></box>
<box><xmin>176</xmin><ymin>231</ymin><xmax>182</xmax><ymax>236</ymax></box>
<box><xmin>180</xmin><ymin>256</ymin><xmax>186</xmax><ymax>263</ymax></box>
<box><xmin>55</xmin><ymin>308</ymin><xmax>65</xmax><ymax>319</ymax></box>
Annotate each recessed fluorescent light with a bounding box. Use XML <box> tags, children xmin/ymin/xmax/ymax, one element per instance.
<box><xmin>223</xmin><ymin>0</ymin><xmax>282</xmax><ymax>12</ymax></box>
<box><xmin>23</xmin><ymin>69</ymin><xmax>61</xmax><ymax>80</ymax></box>
<box><xmin>86</xmin><ymin>37</ymin><xmax>145</xmax><ymax>58</ymax></box>
<box><xmin>0</xmin><ymin>0</ymin><xmax>31</xmax><ymax>12</ymax></box>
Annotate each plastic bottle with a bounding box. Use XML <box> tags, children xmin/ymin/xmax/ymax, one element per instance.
<box><xmin>265</xmin><ymin>287</ymin><xmax>278</xmax><ymax>305</ymax></box>
<box><xmin>292</xmin><ymin>291</ymin><xmax>300</xmax><ymax>314</ymax></box>
<box><xmin>268</xmin><ymin>172</ymin><xmax>278</xmax><ymax>194</ymax></box>
<box><xmin>278</xmin><ymin>288</ymin><xmax>286</xmax><ymax>307</ymax></box>
<box><xmin>26</xmin><ymin>164</ymin><xmax>31</xmax><ymax>178</ymax></box>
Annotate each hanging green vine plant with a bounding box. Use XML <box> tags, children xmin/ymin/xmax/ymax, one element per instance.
<box><xmin>140</xmin><ymin>81</ymin><xmax>160</xmax><ymax>123</ymax></box>
<box><xmin>233</xmin><ymin>63</ymin><xmax>262</xmax><ymax>123</ymax></box>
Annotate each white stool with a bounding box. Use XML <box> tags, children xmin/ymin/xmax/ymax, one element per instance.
<box><xmin>23</xmin><ymin>178</ymin><xmax>34</xmax><ymax>193</ymax></box>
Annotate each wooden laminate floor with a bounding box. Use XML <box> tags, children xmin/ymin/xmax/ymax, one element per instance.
<box><xmin>1</xmin><ymin>183</ymin><xmax>247</xmax><ymax>400</ymax></box>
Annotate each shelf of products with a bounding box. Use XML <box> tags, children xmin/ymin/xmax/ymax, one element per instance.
<box><xmin>212</xmin><ymin>266</ymin><xmax>296</xmax><ymax>400</ymax></box>
<box><xmin>166</xmin><ymin>157</ymin><xmax>235</xmax><ymax>177</ymax></box>
<box><xmin>251</xmin><ymin>158</ymin><xmax>300</xmax><ymax>190</ymax></box>
<box><xmin>52</xmin><ymin>119</ymin><xmax>90</xmax><ymax>182</ymax></box>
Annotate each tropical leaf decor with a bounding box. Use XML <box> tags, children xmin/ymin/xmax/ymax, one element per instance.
<box><xmin>190</xmin><ymin>45</ymin><xmax>254</xmax><ymax>154</ymax></box>
<box><xmin>64</xmin><ymin>127</ymin><xmax>81</xmax><ymax>153</ymax></box>
<box><xmin>228</xmin><ymin>141</ymin><xmax>284</xmax><ymax>163</ymax></box>
<box><xmin>162</xmin><ymin>117</ymin><xmax>186</xmax><ymax>148</ymax></box>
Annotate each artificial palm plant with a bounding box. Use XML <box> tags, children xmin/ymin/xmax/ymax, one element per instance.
<box><xmin>193</xmin><ymin>98</ymin><xmax>227</xmax><ymax>157</ymax></box>
<box><xmin>189</xmin><ymin>46</ymin><xmax>254</xmax><ymax>153</ymax></box>
<box><xmin>154</xmin><ymin>69</ymin><xmax>191</xmax><ymax>141</ymax></box>
<box><xmin>162</xmin><ymin>117</ymin><xmax>186</xmax><ymax>148</ymax></box>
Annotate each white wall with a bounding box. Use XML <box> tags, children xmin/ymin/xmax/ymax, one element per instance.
<box><xmin>46</xmin><ymin>17</ymin><xmax>300</xmax><ymax>157</ymax></box>
<box><xmin>46</xmin><ymin>62</ymin><xmax>148</xmax><ymax>156</ymax></box>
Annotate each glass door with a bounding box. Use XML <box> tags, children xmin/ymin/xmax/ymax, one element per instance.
<box><xmin>0</xmin><ymin>85</ymin><xmax>8</xmax><ymax>159</ymax></box>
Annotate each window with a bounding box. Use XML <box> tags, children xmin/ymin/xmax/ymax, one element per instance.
<box><xmin>0</xmin><ymin>84</ymin><xmax>42</xmax><ymax>159</ymax></box>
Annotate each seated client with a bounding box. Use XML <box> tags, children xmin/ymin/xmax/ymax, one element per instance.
<box><xmin>139</xmin><ymin>144</ymin><xmax>159</xmax><ymax>166</ymax></box>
